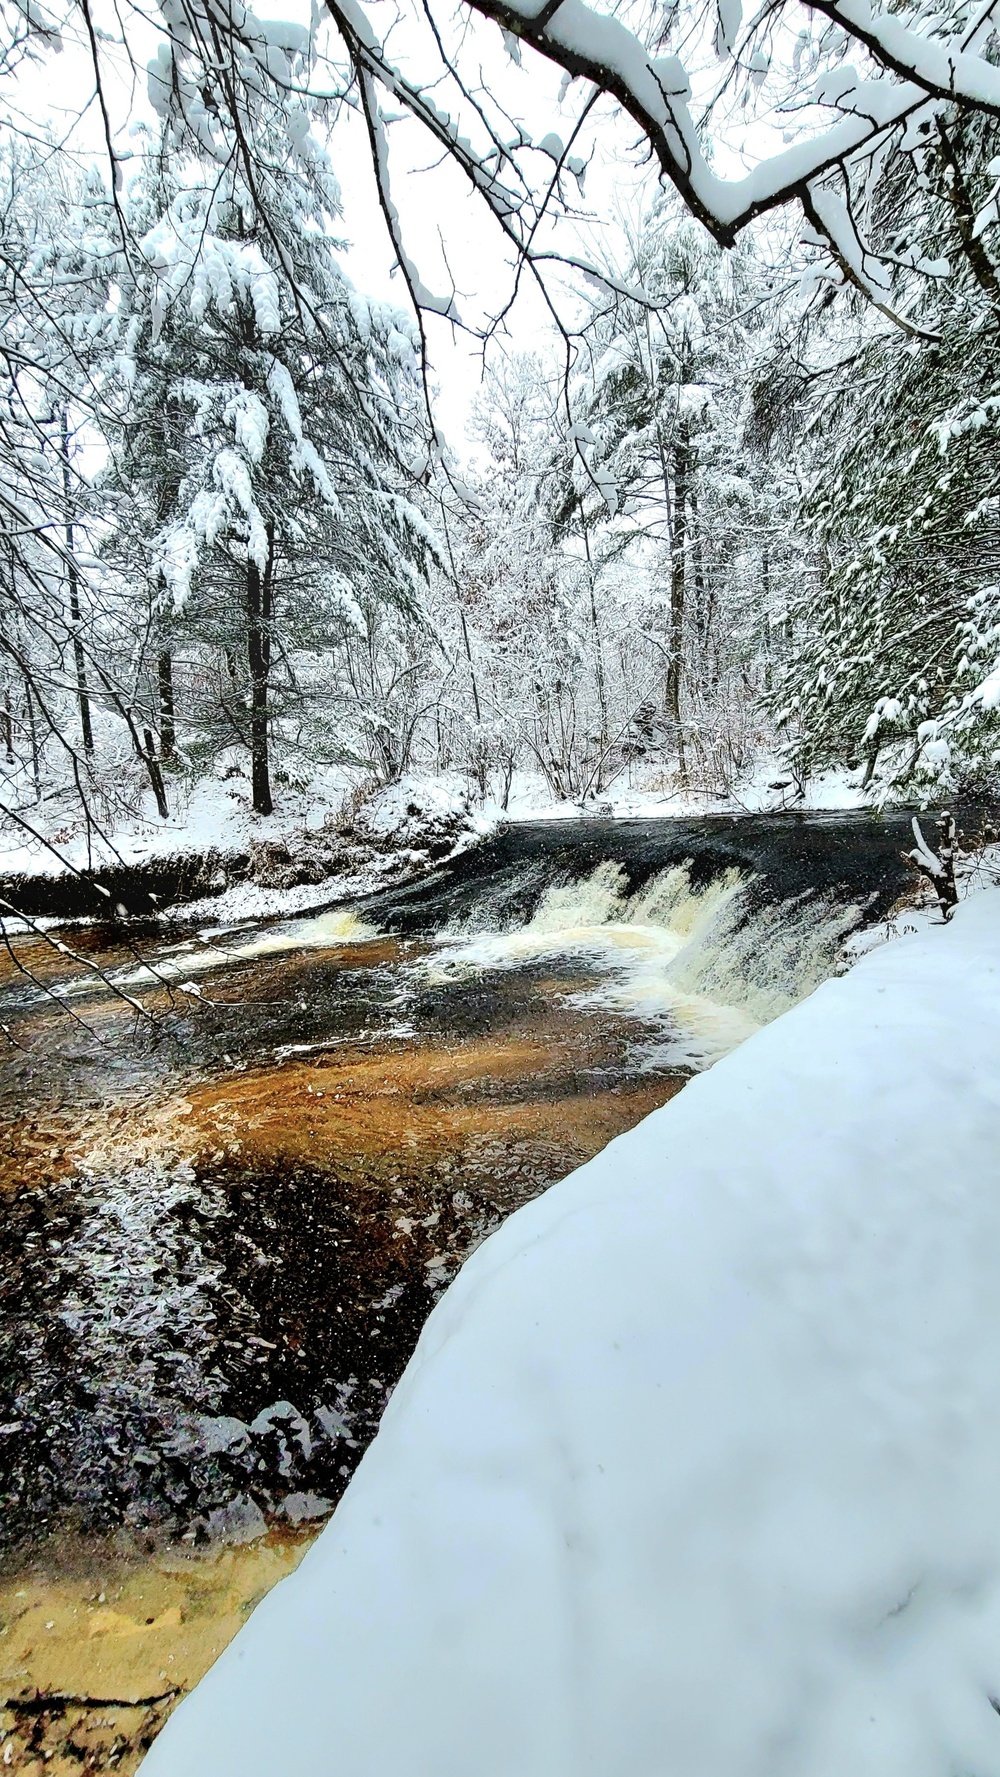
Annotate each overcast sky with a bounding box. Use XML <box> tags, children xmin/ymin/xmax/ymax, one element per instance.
<box><xmin>13</xmin><ymin>0</ymin><xmax>661</xmax><ymax>456</ymax></box>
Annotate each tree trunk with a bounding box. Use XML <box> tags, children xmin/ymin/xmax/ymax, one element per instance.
<box><xmin>761</xmin><ymin>544</ymin><xmax>772</xmax><ymax>693</ymax></box>
<box><xmin>142</xmin><ymin>728</ymin><xmax>170</xmax><ymax>821</ymax></box>
<box><xmin>908</xmin><ymin>812</ymin><xmax>959</xmax><ymax>921</ymax></box>
<box><xmin>158</xmin><ymin>650</ymin><xmax>176</xmax><ymax>760</ymax></box>
<box><xmin>24</xmin><ymin>677</ymin><xmax>40</xmax><ymax>801</ymax></box>
<box><xmin>458</xmin><ymin>608</ymin><xmax>482</xmax><ymax>725</ymax></box>
<box><xmin>2</xmin><ymin>690</ymin><xmax>12</xmax><ymax>763</ymax></box>
<box><xmin>90</xmin><ymin>661</ymin><xmax>170</xmax><ymax>818</ymax></box>
<box><xmin>935</xmin><ymin>121</ymin><xmax>1000</xmax><ymax>299</ymax></box>
<box><xmin>581</xmin><ymin>518</ymin><xmax>608</xmax><ymax>792</ymax></box>
<box><xmin>667</xmin><ymin>425</ymin><xmax>689</xmax><ymax>781</ymax></box>
<box><xmin>61</xmin><ymin>409</ymin><xmax>93</xmax><ymax>755</ymax></box>
<box><xmin>247</xmin><ymin>522</ymin><xmax>275</xmax><ymax>817</ymax></box>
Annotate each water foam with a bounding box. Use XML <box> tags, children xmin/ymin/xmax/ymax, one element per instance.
<box><xmin>425</xmin><ymin>860</ymin><xmax>864</xmax><ymax>1067</ymax></box>
<box><xmin>53</xmin><ymin>908</ymin><xmax>378</xmax><ymax>1001</ymax></box>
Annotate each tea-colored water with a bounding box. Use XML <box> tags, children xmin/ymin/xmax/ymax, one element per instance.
<box><xmin>0</xmin><ymin>814</ymin><xmax>924</xmax><ymax>1772</ymax></box>
<box><xmin>0</xmin><ymin>915</ymin><xmax>691</xmax><ymax>1772</ymax></box>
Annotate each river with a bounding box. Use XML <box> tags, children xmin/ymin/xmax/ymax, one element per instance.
<box><xmin>0</xmin><ymin>810</ymin><xmax>929</xmax><ymax>1770</ymax></box>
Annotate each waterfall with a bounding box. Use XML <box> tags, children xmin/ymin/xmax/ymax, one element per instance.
<box><xmin>426</xmin><ymin>859</ymin><xmax>865</xmax><ymax>1066</ymax></box>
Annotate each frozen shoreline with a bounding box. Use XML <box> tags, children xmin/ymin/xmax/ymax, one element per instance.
<box><xmin>0</xmin><ymin>774</ymin><xmax>500</xmax><ymax>924</ymax></box>
<box><xmin>0</xmin><ymin>762</ymin><xmax>873</xmax><ymax>887</ymax></box>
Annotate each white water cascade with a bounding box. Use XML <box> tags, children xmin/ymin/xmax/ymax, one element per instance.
<box><xmin>426</xmin><ymin>860</ymin><xmax>866</xmax><ymax>1067</ymax></box>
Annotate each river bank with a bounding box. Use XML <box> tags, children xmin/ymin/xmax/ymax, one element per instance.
<box><xmin>0</xmin><ymin>775</ymin><xmax>498</xmax><ymax>926</ymax></box>
<box><xmin>0</xmin><ymin>760</ymin><xmax>932</xmax><ymax>928</ymax></box>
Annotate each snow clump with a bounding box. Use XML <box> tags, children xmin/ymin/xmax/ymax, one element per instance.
<box><xmin>350</xmin><ymin>774</ymin><xmax>497</xmax><ymax>859</ymax></box>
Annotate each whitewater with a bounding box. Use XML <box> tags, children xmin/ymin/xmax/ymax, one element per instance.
<box><xmin>31</xmin><ymin>853</ymin><xmax>867</xmax><ymax>1076</ymax></box>
<box><xmin>139</xmin><ymin>884</ymin><xmax>1000</xmax><ymax>1777</ymax></box>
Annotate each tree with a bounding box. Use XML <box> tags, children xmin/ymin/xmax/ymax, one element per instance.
<box><xmin>14</xmin><ymin>0</ymin><xmax>1000</xmax><ymax>355</ymax></box>
<box><xmin>768</xmin><ymin>109</ymin><xmax>1000</xmax><ymax>797</ymax></box>
<box><xmin>547</xmin><ymin>210</ymin><xmax>782</xmax><ymax>787</ymax></box>
<box><xmin>103</xmin><ymin>115</ymin><xmax>434</xmax><ymax>813</ymax></box>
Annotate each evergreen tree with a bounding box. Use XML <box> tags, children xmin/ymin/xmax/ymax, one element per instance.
<box><xmin>771</xmin><ymin>112</ymin><xmax>1000</xmax><ymax>798</ymax></box>
<box><xmin>104</xmin><ymin>113</ymin><xmax>434</xmax><ymax>813</ymax></box>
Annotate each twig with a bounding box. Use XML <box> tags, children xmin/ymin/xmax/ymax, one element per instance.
<box><xmin>8</xmin><ymin>1687</ymin><xmax>179</xmax><ymax>1714</ymax></box>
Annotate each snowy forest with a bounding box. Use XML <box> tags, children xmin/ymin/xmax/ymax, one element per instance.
<box><xmin>7</xmin><ymin>0</ymin><xmax>1000</xmax><ymax>1769</ymax></box>
<box><xmin>3</xmin><ymin>0</ymin><xmax>1000</xmax><ymax>859</ymax></box>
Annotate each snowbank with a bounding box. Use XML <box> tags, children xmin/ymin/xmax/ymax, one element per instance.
<box><xmin>0</xmin><ymin>771</ymin><xmax>500</xmax><ymax>923</ymax></box>
<box><xmin>0</xmin><ymin>773</ymin><xmax>353</xmax><ymax>883</ymax></box>
<box><xmin>351</xmin><ymin>772</ymin><xmax>499</xmax><ymax>852</ymax></box>
<box><xmin>142</xmin><ymin>893</ymin><xmax>1000</xmax><ymax>1777</ymax></box>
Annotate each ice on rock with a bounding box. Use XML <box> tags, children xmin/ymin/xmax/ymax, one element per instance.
<box><xmin>251</xmin><ymin>1401</ymin><xmax>313</xmax><ymax>1460</ymax></box>
<box><xmin>206</xmin><ymin>1494</ymin><xmax>267</xmax><ymax>1547</ymax></box>
<box><xmin>178</xmin><ymin>1415</ymin><xmax>251</xmax><ymax>1458</ymax></box>
<box><xmin>282</xmin><ymin>1492</ymin><xmax>334</xmax><ymax>1525</ymax></box>
<box><xmin>314</xmin><ymin>1403</ymin><xmax>352</xmax><ymax>1443</ymax></box>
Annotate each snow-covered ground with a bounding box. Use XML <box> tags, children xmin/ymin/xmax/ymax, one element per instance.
<box><xmin>493</xmin><ymin>760</ymin><xmax>869</xmax><ymax>821</ymax></box>
<box><xmin>0</xmin><ymin>770</ymin><xmax>356</xmax><ymax>882</ymax></box>
<box><xmin>143</xmin><ymin>883</ymin><xmax>1000</xmax><ymax>1777</ymax></box>
<box><xmin>0</xmin><ymin>759</ymin><xmax>867</xmax><ymax>891</ymax></box>
<box><xmin>0</xmin><ymin>771</ymin><xmax>500</xmax><ymax>925</ymax></box>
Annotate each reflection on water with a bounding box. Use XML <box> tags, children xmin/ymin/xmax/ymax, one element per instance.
<box><xmin>0</xmin><ymin>1532</ymin><xmax>313</xmax><ymax>1773</ymax></box>
<box><xmin>0</xmin><ymin>819</ymin><xmax>910</xmax><ymax>1772</ymax></box>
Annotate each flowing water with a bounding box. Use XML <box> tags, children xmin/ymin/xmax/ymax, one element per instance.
<box><xmin>0</xmin><ymin>811</ymin><xmax>928</xmax><ymax>1771</ymax></box>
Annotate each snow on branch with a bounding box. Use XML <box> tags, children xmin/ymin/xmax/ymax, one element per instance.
<box><xmin>317</xmin><ymin>0</ymin><xmax>1000</xmax><ymax>261</ymax></box>
<box><xmin>806</xmin><ymin>0</ymin><xmax>1000</xmax><ymax>113</ymax></box>
<box><xmin>907</xmin><ymin>812</ymin><xmax>959</xmax><ymax>920</ymax></box>
<box><xmin>356</xmin><ymin>66</ymin><xmax>460</xmax><ymax>323</ymax></box>
<box><xmin>801</xmin><ymin>182</ymin><xmax>941</xmax><ymax>340</ymax></box>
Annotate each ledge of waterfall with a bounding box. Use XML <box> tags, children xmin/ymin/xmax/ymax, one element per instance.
<box><xmin>140</xmin><ymin>886</ymin><xmax>1000</xmax><ymax>1777</ymax></box>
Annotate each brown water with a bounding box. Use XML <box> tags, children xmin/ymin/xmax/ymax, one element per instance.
<box><xmin>0</xmin><ymin>815</ymin><xmax>923</xmax><ymax>1771</ymax></box>
<box><xmin>0</xmin><ymin>922</ymin><xmax>694</xmax><ymax>1769</ymax></box>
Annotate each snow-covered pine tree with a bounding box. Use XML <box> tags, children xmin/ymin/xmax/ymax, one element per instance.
<box><xmin>770</xmin><ymin>112</ymin><xmax>1000</xmax><ymax>799</ymax></box>
<box><xmin>104</xmin><ymin>97</ymin><xmax>435</xmax><ymax>814</ymax></box>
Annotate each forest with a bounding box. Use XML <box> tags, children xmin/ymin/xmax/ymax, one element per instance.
<box><xmin>3</xmin><ymin>0</ymin><xmax>1000</xmax><ymax>870</ymax></box>
<box><xmin>4</xmin><ymin>0</ymin><xmax>1000</xmax><ymax>1771</ymax></box>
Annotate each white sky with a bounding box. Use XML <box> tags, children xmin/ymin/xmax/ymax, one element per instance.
<box><xmin>9</xmin><ymin>0</ymin><xmax>813</xmax><ymax>455</ymax></box>
<box><xmin>10</xmin><ymin>0</ymin><xmax>661</xmax><ymax>455</ymax></box>
<box><xmin>318</xmin><ymin>8</ymin><xmax>664</xmax><ymax>451</ymax></box>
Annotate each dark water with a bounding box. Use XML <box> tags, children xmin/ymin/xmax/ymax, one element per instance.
<box><xmin>364</xmin><ymin>809</ymin><xmax>927</xmax><ymax>931</ymax></box>
<box><xmin>0</xmin><ymin>811</ymin><xmax>952</xmax><ymax>1565</ymax></box>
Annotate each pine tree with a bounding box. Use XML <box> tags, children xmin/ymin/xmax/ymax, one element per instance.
<box><xmin>103</xmin><ymin>111</ymin><xmax>435</xmax><ymax>813</ymax></box>
<box><xmin>771</xmin><ymin>111</ymin><xmax>1000</xmax><ymax>798</ymax></box>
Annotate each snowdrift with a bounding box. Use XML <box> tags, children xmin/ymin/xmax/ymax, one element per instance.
<box><xmin>142</xmin><ymin>892</ymin><xmax>1000</xmax><ymax>1777</ymax></box>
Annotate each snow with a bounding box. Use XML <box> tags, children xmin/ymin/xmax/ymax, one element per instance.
<box><xmin>0</xmin><ymin>771</ymin><xmax>353</xmax><ymax>885</ymax></box>
<box><xmin>360</xmin><ymin>69</ymin><xmax>461</xmax><ymax>322</ymax></box>
<box><xmin>353</xmin><ymin>772</ymin><xmax>497</xmax><ymax>844</ymax></box>
<box><xmin>501</xmin><ymin>760</ymin><xmax>869</xmax><ymax>821</ymax></box>
<box><xmin>143</xmin><ymin>888</ymin><xmax>1000</xmax><ymax>1777</ymax></box>
<box><xmin>0</xmin><ymin>770</ymin><xmax>504</xmax><ymax>929</ymax></box>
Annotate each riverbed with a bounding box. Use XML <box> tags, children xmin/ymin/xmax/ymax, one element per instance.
<box><xmin>0</xmin><ymin>812</ymin><xmax>926</xmax><ymax>1771</ymax></box>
